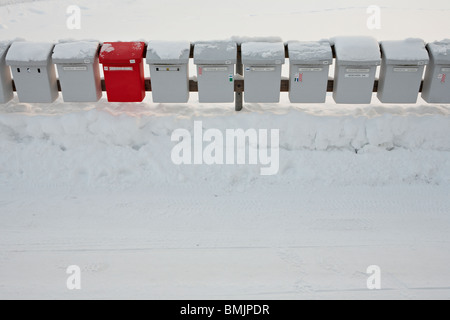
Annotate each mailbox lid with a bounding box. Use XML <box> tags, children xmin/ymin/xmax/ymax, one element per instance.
<box><xmin>241</xmin><ymin>42</ymin><xmax>285</xmax><ymax>65</ymax></box>
<box><xmin>193</xmin><ymin>41</ymin><xmax>237</xmax><ymax>65</ymax></box>
<box><xmin>147</xmin><ymin>41</ymin><xmax>190</xmax><ymax>65</ymax></box>
<box><xmin>53</xmin><ymin>41</ymin><xmax>100</xmax><ymax>64</ymax></box>
<box><xmin>333</xmin><ymin>36</ymin><xmax>381</xmax><ymax>66</ymax></box>
<box><xmin>427</xmin><ymin>39</ymin><xmax>450</xmax><ymax>65</ymax></box>
<box><xmin>288</xmin><ymin>41</ymin><xmax>333</xmax><ymax>65</ymax></box>
<box><xmin>380</xmin><ymin>39</ymin><xmax>429</xmax><ymax>65</ymax></box>
<box><xmin>5</xmin><ymin>41</ymin><xmax>55</xmax><ymax>67</ymax></box>
<box><xmin>99</xmin><ymin>41</ymin><xmax>145</xmax><ymax>65</ymax></box>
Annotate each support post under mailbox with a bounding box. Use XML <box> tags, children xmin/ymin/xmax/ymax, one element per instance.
<box><xmin>235</xmin><ymin>44</ymin><xmax>243</xmax><ymax>112</ymax></box>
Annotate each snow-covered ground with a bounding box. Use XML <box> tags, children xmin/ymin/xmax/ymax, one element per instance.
<box><xmin>1</xmin><ymin>0</ymin><xmax>450</xmax><ymax>299</ymax></box>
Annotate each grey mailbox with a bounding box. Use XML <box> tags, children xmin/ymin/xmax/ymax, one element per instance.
<box><xmin>241</xmin><ymin>42</ymin><xmax>285</xmax><ymax>103</ymax></box>
<box><xmin>147</xmin><ymin>41</ymin><xmax>190</xmax><ymax>103</ymax></box>
<box><xmin>0</xmin><ymin>41</ymin><xmax>13</xmax><ymax>104</ymax></box>
<box><xmin>6</xmin><ymin>42</ymin><xmax>58</xmax><ymax>103</ymax></box>
<box><xmin>422</xmin><ymin>40</ymin><xmax>450</xmax><ymax>103</ymax></box>
<box><xmin>378</xmin><ymin>39</ymin><xmax>429</xmax><ymax>103</ymax></box>
<box><xmin>287</xmin><ymin>41</ymin><xmax>333</xmax><ymax>103</ymax></box>
<box><xmin>52</xmin><ymin>41</ymin><xmax>102</xmax><ymax>102</ymax></box>
<box><xmin>333</xmin><ymin>36</ymin><xmax>381</xmax><ymax>104</ymax></box>
<box><xmin>194</xmin><ymin>41</ymin><xmax>237</xmax><ymax>103</ymax></box>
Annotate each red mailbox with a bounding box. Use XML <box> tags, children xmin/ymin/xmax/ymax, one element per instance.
<box><xmin>99</xmin><ymin>42</ymin><xmax>146</xmax><ymax>102</ymax></box>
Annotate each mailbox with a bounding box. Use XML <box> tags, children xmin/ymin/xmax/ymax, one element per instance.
<box><xmin>422</xmin><ymin>40</ymin><xmax>450</xmax><ymax>103</ymax></box>
<box><xmin>52</xmin><ymin>41</ymin><xmax>102</xmax><ymax>102</ymax></box>
<box><xmin>333</xmin><ymin>36</ymin><xmax>381</xmax><ymax>104</ymax></box>
<box><xmin>241</xmin><ymin>42</ymin><xmax>285</xmax><ymax>103</ymax></box>
<box><xmin>194</xmin><ymin>41</ymin><xmax>237</xmax><ymax>103</ymax></box>
<box><xmin>147</xmin><ymin>41</ymin><xmax>190</xmax><ymax>103</ymax></box>
<box><xmin>6</xmin><ymin>42</ymin><xmax>58</xmax><ymax>103</ymax></box>
<box><xmin>288</xmin><ymin>41</ymin><xmax>332</xmax><ymax>103</ymax></box>
<box><xmin>99</xmin><ymin>41</ymin><xmax>146</xmax><ymax>102</ymax></box>
<box><xmin>378</xmin><ymin>39</ymin><xmax>429</xmax><ymax>103</ymax></box>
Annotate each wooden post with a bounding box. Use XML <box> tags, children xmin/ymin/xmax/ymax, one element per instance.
<box><xmin>235</xmin><ymin>44</ymin><xmax>243</xmax><ymax>111</ymax></box>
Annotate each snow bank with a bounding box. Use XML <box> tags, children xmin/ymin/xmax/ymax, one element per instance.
<box><xmin>380</xmin><ymin>38</ymin><xmax>429</xmax><ymax>63</ymax></box>
<box><xmin>52</xmin><ymin>41</ymin><xmax>100</xmax><ymax>63</ymax></box>
<box><xmin>5</xmin><ymin>41</ymin><xmax>54</xmax><ymax>65</ymax></box>
<box><xmin>146</xmin><ymin>40</ymin><xmax>190</xmax><ymax>63</ymax></box>
<box><xmin>0</xmin><ymin>101</ymin><xmax>449</xmax><ymax>190</ymax></box>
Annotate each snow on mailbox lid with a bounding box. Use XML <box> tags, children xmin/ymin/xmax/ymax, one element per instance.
<box><xmin>332</xmin><ymin>36</ymin><xmax>381</xmax><ymax>66</ymax></box>
<box><xmin>241</xmin><ymin>42</ymin><xmax>286</xmax><ymax>65</ymax></box>
<box><xmin>193</xmin><ymin>41</ymin><xmax>237</xmax><ymax>65</ymax></box>
<box><xmin>426</xmin><ymin>39</ymin><xmax>450</xmax><ymax>65</ymax></box>
<box><xmin>380</xmin><ymin>39</ymin><xmax>429</xmax><ymax>65</ymax></box>
<box><xmin>288</xmin><ymin>41</ymin><xmax>333</xmax><ymax>65</ymax></box>
<box><xmin>5</xmin><ymin>42</ymin><xmax>55</xmax><ymax>67</ymax></box>
<box><xmin>52</xmin><ymin>41</ymin><xmax>100</xmax><ymax>64</ymax></box>
<box><xmin>99</xmin><ymin>41</ymin><xmax>145</xmax><ymax>64</ymax></box>
<box><xmin>146</xmin><ymin>40</ymin><xmax>190</xmax><ymax>64</ymax></box>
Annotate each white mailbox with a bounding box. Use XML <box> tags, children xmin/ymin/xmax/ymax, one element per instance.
<box><xmin>194</xmin><ymin>41</ymin><xmax>237</xmax><ymax>103</ymax></box>
<box><xmin>6</xmin><ymin>42</ymin><xmax>58</xmax><ymax>103</ymax></box>
<box><xmin>287</xmin><ymin>41</ymin><xmax>333</xmax><ymax>103</ymax></box>
<box><xmin>422</xmin><ymin>40</ymin><xmax>450</xmax><ymax>103</ymax></box>
<box><xmin>52</xmin><ymin>41</ymin><xmax>102</xmax><ymax>102</ymax></box>
<box><xmin>147</xmin><ymin>41</ymin><xmax>191</xmax><ymax>103</ymax></box>
<box><xmin>332</xmin><ymin>36</ymin><xmax>381</xmax><ymax>104</ymax></box>
<box><xmin>0</xmin><ymin>41</ymin><xmax>13</xmax><ymax>104</ymax></box>
<box><xmin>378</xmin><ymin>39</ymin><xmax>429</xmax><ymax>103</ymax></box>
<box><xmin>241</xmin><ymin>42</ymin><xmax>285</xmax><ymax>103</ymax></box>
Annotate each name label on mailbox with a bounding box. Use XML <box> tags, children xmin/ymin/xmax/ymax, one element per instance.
<box><xmin>108</xmin><ymin>67</ymin><xmax>134</xmax><ymax>71</ymax></box>
<box><xmin>251</xmin><ymin>67</ymin><xmax>275</xmax><ymax>72</ymax></box>
<box><xmin>63</xmin><ymin>66</ymin><xmax>87</xmax><ymax>71</ymax></box>
<box><xmin>298</xmin><ymin>67</ymin><xmax>323</xmax><ymax>72</ymax></box>
<box><xmin>156</xmin><ymin>67</ymin><xmax>180</xmax><ymax>72</ymax></box>
<box><xmin>346</xmin><ymin>68</ymin><xmax>370</xmax><ymax>73</ymax></box>
<box><xmin>203</xmin><ymin>67</ymin><xmax>228</xmax><ymax>72</ymax></box>
<box><xmin>393</xmin><ymin>67</ymin><xmax>419</xmax><ymax>72</ymax></box>
<box><xmin>345</xmin><ymin>73</ymin><xmax>370</xmax><ymax>78</ymax></box>
<box><xmin>441</xmin><ymin>68</ymin><xmax>450</xmax><ymax>72</ymax></box>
